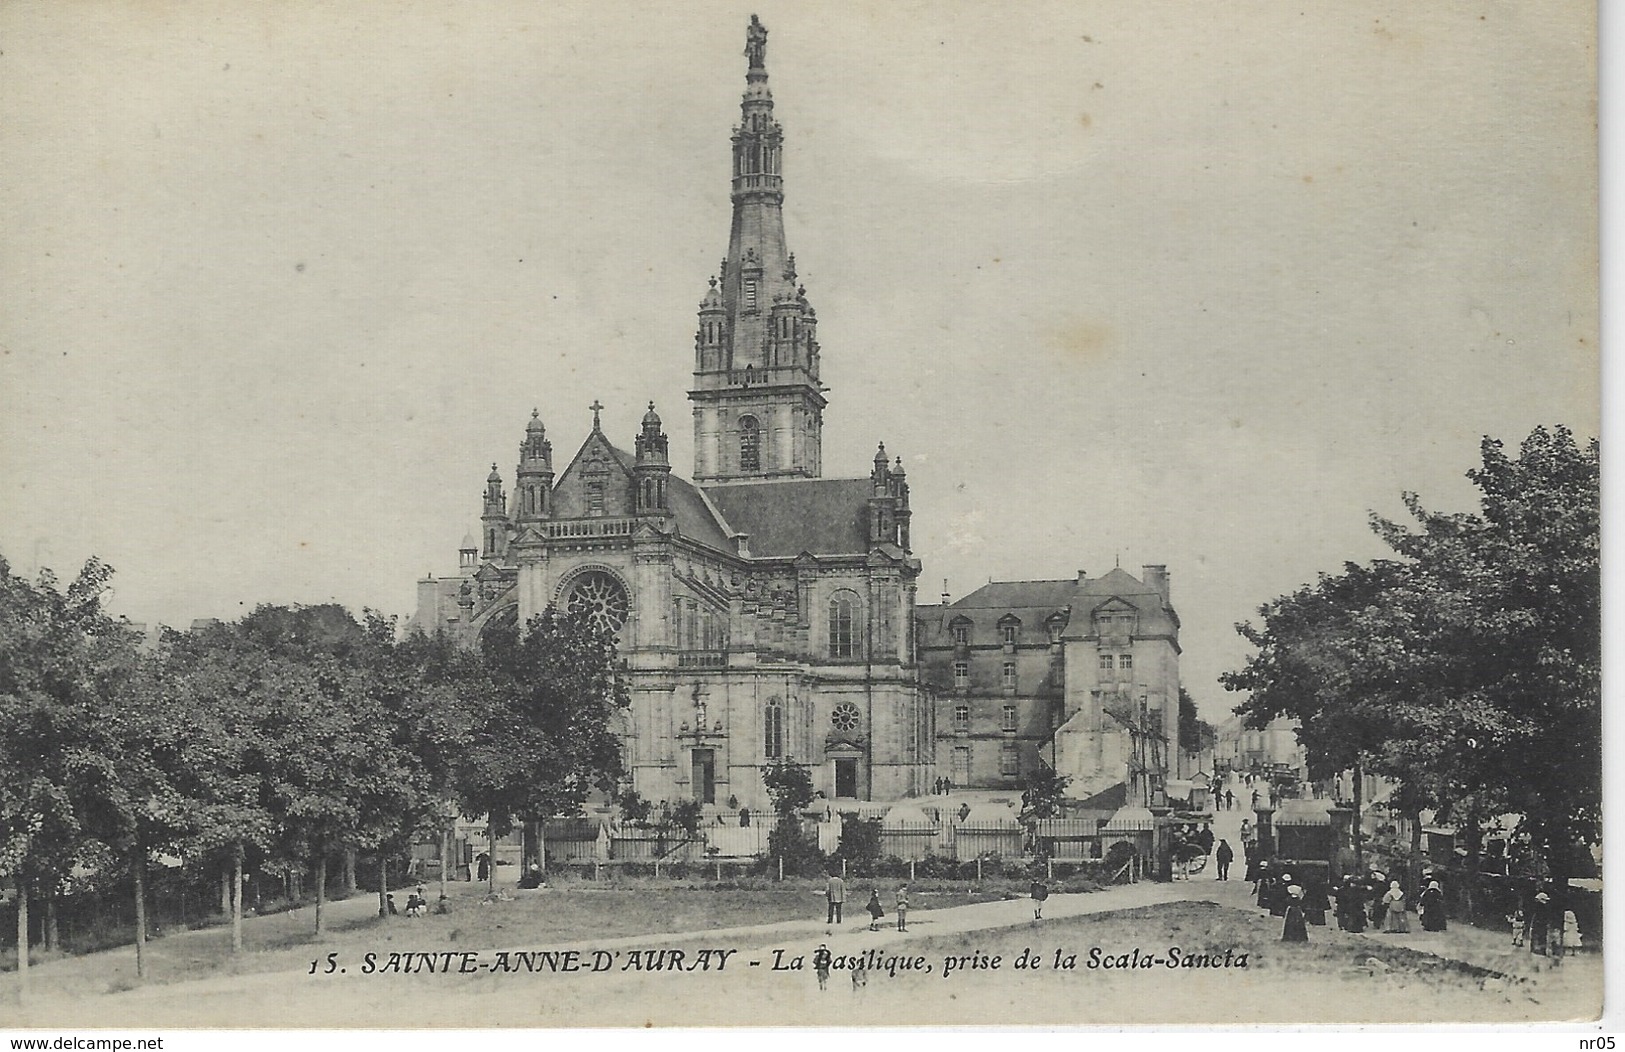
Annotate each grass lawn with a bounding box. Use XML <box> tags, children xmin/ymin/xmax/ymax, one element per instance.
<box><xmin>0</xmin><ymin>879</ymin><xmax>1007</xmax><ymax>1004</ymax></box>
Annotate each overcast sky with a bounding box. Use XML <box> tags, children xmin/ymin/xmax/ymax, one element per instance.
<box><xmin>0</xmin><ymin>1</ymin><xmax>1596</xmax><ymax>721</ymax></box>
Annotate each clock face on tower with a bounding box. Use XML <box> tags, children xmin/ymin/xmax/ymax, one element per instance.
<box><xmin>565</xmin><ymin>571</ymin><xmax>630</xmax><ymax>633</ymax></box>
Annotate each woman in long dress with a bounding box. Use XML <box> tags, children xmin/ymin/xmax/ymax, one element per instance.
<box><xmin>1270</xmin><ymin>873</ymin><xmax>1293</xmax><ymax>917</ymax></box>
<box><xmin>1304</xmin><ymin>880</ymin><xmax>1329</xmax><ymax>926</ymax></box>
<box><xmin>1419</xmin><ymin>880</ymin><xmax>1447</xmax><ymax>932</ymax></box>
<box><xmin>1281</xmin><ymin>885</ymin><xmax>1309</xmax><ymax>942</ymax></box>
<box><xmin>1334</xmin><ymin>881</ymin><xmax>1366</xmax><ymax>933</ymax></box>
<box><xmin>1382</xmin><ymin>880</ymin><xmax>1410</xmax><ymax>933</ymax></box>
<box><xmin>1367</xmin><ymin>871</ymin><xmax>1388</xmax><ymax>929</ymax></box>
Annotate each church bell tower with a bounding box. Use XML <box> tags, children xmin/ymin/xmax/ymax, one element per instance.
<box><xmin>690</xmin><ymin>15</ymin><xmax>825</xmax><ymax>483</ymax></box>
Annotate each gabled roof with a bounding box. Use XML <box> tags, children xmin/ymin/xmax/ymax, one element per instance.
<box><xmin>701</xmin><ymin>477</ymin><xmax>873</xmax><ymax>557</ymax></box>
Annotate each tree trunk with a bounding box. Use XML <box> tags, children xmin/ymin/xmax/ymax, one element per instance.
<box><xmin>378</xmin><ymin>857</ymin><xmax>388</xmax><ymax>918</ymax></box>
<box><xmin>439</xmin><ymin>827</ymin><xmax>450</xmax><ymax>905</ymax></box>
<box><xmin>1351</xmin><ymin>760</ymin><xmax>1364</xmax><ymax>870</ymax></box>
<box><xmin>314</xmin><ymin>851</ymin><xmax>327</xmax><ymax>936</ymax></box>
<box><xmin>488</xmin><ymin>826</ymin><xmax>498</xmax><ymax>895</ymax></box>
<box><xmin>132</xmin><ymin>849</ymin><xmax>148</xmax><ymax>981</ymax></box>
<box><xmin>15</xmin><ymin>882</ymin><xmax>28</xmax><ymax>996</ymax></box>
<box><xmin>43</xmin><ymin>896</ymin><xmax>56</xmax><ymax>952</ymax></box>
<box><xmin>1408</xmin><ymin>808</ymin><xmax>1424</xmax><ymax>909</ymax></box>
<box><xmin>230</xmin><ymin>846</ymin><xmax>243</xmax><ymax>954</ymax></box>
<box><xmin>342</xmin><ymin>848</ymin><xmax>357</xmax><ymax>897</ymax></box>
<box><xmin>221</xmin><ymin>867</ymin><xmax>230</xmax><ymax>916</ymax></box>
<box><xmin>537</xmin><ymin>819</ymin><xmax>547</xmax><ymax>876</ymax></box>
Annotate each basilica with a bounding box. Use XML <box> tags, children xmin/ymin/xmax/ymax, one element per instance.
<box><xmin>413</xmin><ymin>17</ymin><xmax>1181</xmax><ymax>809</ymax></box>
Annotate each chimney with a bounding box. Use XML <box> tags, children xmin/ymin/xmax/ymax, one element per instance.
<box><xmin>1142</xmin><ymin>564</ymin><xmax>1170</xmax><ymax>602</ymax></box>
<box><xmin>940</xmin><ymin>578</ymin><xmax>951</xmax><ymax>605</ymax></box>
<box><xmin>1076</xmin><ymin>569</ymin><xmax>1088</xmax><ymax>583</ymax></box>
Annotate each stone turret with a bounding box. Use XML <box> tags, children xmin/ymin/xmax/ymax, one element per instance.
<box><xmin>634</xmin><ymin>402</ymin><xmax>672</xmax><ymax>515</ymax></box>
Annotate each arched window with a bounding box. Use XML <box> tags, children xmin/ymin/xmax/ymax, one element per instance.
<box><xmin>764</xmin><ymin>697</ymin><xmax>784</xmax><ymax>760</ymax></box>
<box><xmin>828</xmin><ymin>590</ymin><xmax>859</xmax><ymax>659</ymax></box>
<box><xmin>739</xmin><ymin>415</ymin><xmax>761</xmax><ymax>472</ymax></box>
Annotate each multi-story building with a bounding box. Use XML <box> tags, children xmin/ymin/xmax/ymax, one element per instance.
<box><xmin>917</xmin><ymin>567</ymin><xmax>1182</xmax><ymax>804</ymax></box>
<box><xmin>413</xmin><ymin>17</ymin><xmax>931</xmax><ymax>808</ymax></box>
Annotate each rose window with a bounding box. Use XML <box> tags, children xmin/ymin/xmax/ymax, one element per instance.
<box><xmin>831</xmin><ymin>702</ymin><xmax>861</xmax><ymax>732</ymax></box>
<box><xmin>565</xmin><ymin>571</ymin><xmax>630</xmax><ymax>632</ymax></box>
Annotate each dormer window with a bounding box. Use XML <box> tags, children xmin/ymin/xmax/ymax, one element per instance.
<box><xmin>950</xmin><ymin>620</ymin><xmax>971</xmax><ymax>646</ymax></box>
<box><xmin>1000</xmin><ymin>622</ymin><xmax>1019</xmax><ymax>647</ymax></box>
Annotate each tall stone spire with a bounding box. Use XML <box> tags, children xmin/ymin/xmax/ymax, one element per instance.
<box><xmin>691</xmin><ymin>15</ymin><xmax>825</xmax><ymax>483</ymax></box>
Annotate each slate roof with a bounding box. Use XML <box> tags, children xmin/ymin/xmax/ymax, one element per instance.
<box><xmin>950</xmin><ymin>579</ymin><xmax>1079</xmax><ymax>611</ymax></box>
<box><xmin>917</xmin><ymin>568</ymin><xmax>1179</xmax><ymax>646</ymax></box>
<box><xmin>701</xmin><ymin>477</ymin><xmax>873</xmax><ymax>557</ymax></box>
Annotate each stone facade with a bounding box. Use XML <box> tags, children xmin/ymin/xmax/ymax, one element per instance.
<box><xmin>413</xmin><ymin>17</ymin><xmax>930</xmax><ymax>808</ymax></box>
<box><xmin>412</xmin><ymin>16</ymin><xmax>1180</xmax><ymax>812</ymax></box>
<box><xmin>916</xmin><ymin>567</ymin><xmax>1182</xmax><ymax>806</ymax></box>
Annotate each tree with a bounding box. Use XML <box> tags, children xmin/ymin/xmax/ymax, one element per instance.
<box><xmin>454</xmin><ymin>608</ymin><xmax>629</xmax><ymax>891</ymax></box>
<box><xmin>761</xmin><ymin>761</ymin><xmax>820</xmax><ymax>872</ymax></box>
<box><xmin>1177</xmin><ymin>688</ymin><xmax>1218</xmax><ymax>762</ymax></box>
<box><xmin>1224</xmin><ymin>426</ymin><xmax>1600</xmax><ymax>897</ymax></box>
<box><xmin>1018</xmin><ymin>764</ymin><xmax>1072</xmax><ymax>824</ymax></box>
<box><xmin>0</xmin><ymin>556</ymin><xmax>138</xmax><ymax>992</ymax></box>
<box><xmin>1370</xmin><ymin>426</ymin><xmax>1600</xmax><ymax>882</ymax></box>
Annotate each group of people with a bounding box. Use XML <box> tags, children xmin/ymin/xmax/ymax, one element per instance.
<box><xmin>382</xmin><ymin>885</ymin><xmax>447</xmax><ymax>918</ymax></box>
<box><xmin>1247</xmin><ymin>859</ymin><xmax>1450</xmax><ymax>943</ymax></box>
<box><xmin>930</xmin><ymin>777</ymin><xmax>956</xmax><ymax>795</ymax></box>
<box><xmin>823</xmin><ymin>872</ymin><xmax>911</xmax><ymax>932</ymax></box>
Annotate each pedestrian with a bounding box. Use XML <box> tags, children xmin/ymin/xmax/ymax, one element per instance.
<box><xmin>1251</xmin><ymin>790</ymin><xmax>1259</xmax><ymax>809</ymax></box>
<box><xmin>1332</xmin><ymin>881</ymin><xmax>1365</xmax><ymax>933</ymax></box>
<box><xmin>386</xmin><ymin>893</ymin><xmax>399</xmax><ymax>916</ymax></box>
<box><xmin>824</xmin><ymin>870</ymin><xmax>846</xmax><ymax>925</ymax></box>
<box><xmin>1304</xmin><ymin>880</ymin><xmax>1329</xmax><ymax>926</ymax></box>
<box><xmin>1214</xmin><ymin>839</ymin><xmax>1233</xmax><ymax>881</ymax></box>
<box><xmin>1031</xmin><ymin>876</ymin><xmax>1049</xmax><ymax>920</ymax></box>
<box><xmin>813</xmin><ymin>943</ymin><xmax>832</xmax><ymax>990</ymax></box>
<box><xmin>1365</xmin><ymin>870</ymin><xmax>1387</xmax><ymax>929</ymax></box>
<box><xmin>1382</xmin><ymin>880</ymin><xmax>1410</xmax><ymax>933</ymax></box>
<box><xmin>850</xmin><ymin>955</ymin><xmax>868</xmax><ymax>996</ymax></box>
<box><xmin>1281</xmin><ymin>885</ymin><xmax>1309</xmax><ymax>942</ymax></box>
<box><xmin>435</xmin><ymin>894</ymin><xmax>450</xmax><ymax>916</ymax></box>
<box><xmin>1419</xmin><ymin>880</ymin><xmax>1447</xmax><ymax>932</ymax></box>
<box><xmin>895</xmin><ymin>883</ymin><xmax>910</xmax><ymax>931</ymax></box>
<box><xmin>1529</xmin><ymin>889</ymin><xmax>1553</xmax><ymax>955</ymax></box>
<box><xmin>1252</xmin><ymin>859</ymin><xmax>1270</xmax><ymax>903</ymax></box>
<box><xmin>1225</xmin><ymin>789</ymin><xmax>1235</xmax><ymax>811</ymax></box>
<box><xmin>1270</xmin><ymin>872</ymin><xmax>1292</xmax><ymax>917</ymax></box>
<box><xmin>475</xmin><ymin>852</ymin><xmax>490</xmax><ymax>883</ymax></box>
<box><xmin>1239</xmin><ymin>818</ymin><xmax>1253</xmax><ymax>844</ymax></box>
<box><xmin>865</xmin><ymin>888</ymin><xmax>885</xmax><ymax>931</ymax></box>
<box><xmin>1197</xmin><ymin>822</ymin><xmax>1215</xmax><ymax>856</ymax></box>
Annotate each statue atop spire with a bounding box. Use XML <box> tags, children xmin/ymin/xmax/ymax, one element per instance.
<box><xmin>745</xmin><ymin>15</ymin><xmax>768</xmax><ymax>69</ymax></box>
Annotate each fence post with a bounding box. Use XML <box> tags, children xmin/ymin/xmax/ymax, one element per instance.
<box><xmin>594</xmin><ymin>860</ymin><xmax>600</xmax><ymax>882</ymax></box>
<box><xmin>842</xmin><ymin>859</ymin><xmax>847</xmax><ymax>878</ymax></box>
<box><xmin>1048</xmin><ymin>858</ymin><xmax>1054</xmax><ymax>881</ymax></box>
<box><xmin>778</xmin><ymin>856</ymin><xmax>783</xmax><ymax>882</ymax></box>
<box><xmin>655</xmin><ymin>859</ymin><xmax>661</xmax><ymax>880</ymax></box>
<box><xmin>976</xmin><ymin>858</ymin><xmax>983</xmax><ymax>883</ymax></box>
<box><xmin>910</xmin><ymin>860</ymin><xmax>915</xmax><ymax>882</ymax></box>
<box><xmin>715</xmin><ymin>860</ymin><xmax>721</xmax><ymax>882</ymax></box>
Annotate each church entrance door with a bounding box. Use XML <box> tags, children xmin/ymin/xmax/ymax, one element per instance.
<box><xmin>952</xmin><ymin>746</ymin><xmax>971</xmax><ymax>787</ymax></box>
<box><xmin>834</xmin><ymin>758</ymin><xmax>858</xmax><ymax>799</ymax></box>
<box><xmin>692</xmin><ymin>749</ymin><xmax>716</xmax><ymax>804</ymax></box>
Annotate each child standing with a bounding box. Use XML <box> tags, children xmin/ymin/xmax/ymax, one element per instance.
<box><xmin>895</xmin><ymin>884</ymin><xmax>909</xmax><ymax>932</ymax></box>
<box><xmin>865</xmin><ymin>889</ymin><xmax>885</xmax><ymax>931</ymax></box>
